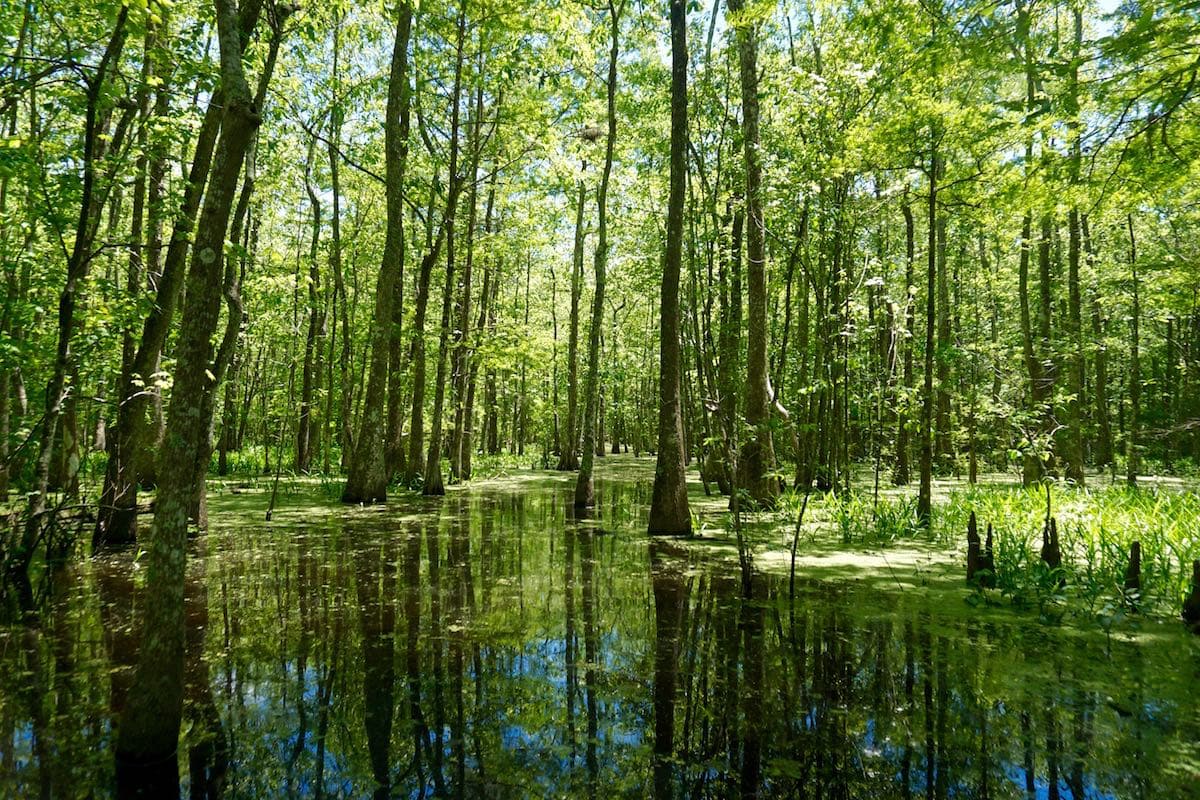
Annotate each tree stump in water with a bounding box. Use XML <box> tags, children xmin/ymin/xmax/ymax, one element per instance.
<box><xmin>1123</xmin><ymin>541</ymin><xmax>1141</xmax><ymax>593</ymax></box>
<box><xmin>979</xmin><ymin>523</ymin><xmax>996</xmax><ymax>588</ymax></box>
<box><xmin>966</xmin><ymin>511</ymin><xmax>981</xmax><ymax>583</ymax></box>
<box><xmin>1183</xmin><ymin>560</ymin><xmax>1200</xmax><ymax>633</ymax></box>
<box><xmin>1040</xmin><ymin>516</ymin><xmax>1063</xmax><ymax>585</ymax></box>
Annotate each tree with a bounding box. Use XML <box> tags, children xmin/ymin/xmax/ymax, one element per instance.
<box><xmin>118</xmin><ymin>0</ymin><xmax>283</xmax><ymax>768</ymax></box>
<box><xmin>342</xmin><ymin>0</ymin><xmax>413</xmax><ymax>503</ymax></box>
<box><xmin>648</xmin><ymin>0</ymin><xmax>691</xmax><ymax>535</ymax></box>
<box><xmin>575</xmin><ymin>0</ymin><xmax>621</xmax><ymax>509</ymax></box>
<box><xmin>728</xmin><ymin>0</ymin><xmax>778</xmax><ymax>509</ymax></box>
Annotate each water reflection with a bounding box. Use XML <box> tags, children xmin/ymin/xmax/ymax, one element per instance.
<box><xmin>0</xmin><ymin>472</ymin><xmax>1198</xmax><ymax>798</ymax></box>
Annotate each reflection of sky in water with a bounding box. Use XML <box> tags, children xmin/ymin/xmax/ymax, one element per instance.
<box><xmin>2</xmin><ymin>470</ymin><xmax>1199</xmax><ymax>797</ymax></box>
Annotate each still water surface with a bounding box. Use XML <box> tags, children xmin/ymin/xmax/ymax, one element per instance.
<box><xmin>2</xmin><ymin>464</ymin><xmax>1199</xmax><ymax>798</ymax></box>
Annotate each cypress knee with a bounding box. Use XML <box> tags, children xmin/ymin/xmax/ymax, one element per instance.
<box><xmin>1123</xmin><ymin>541</ymin><xmax>1141</xmax><ymax>594</ymax></box>
<box><xmin>980</xmin><ymin>523</ymin><xmax>995</xmax><ymax>588</ymax></box>
<box><xmin>1183</xmin><ymin>560</ymin><xmax>1200</xmax><ymax>632</ymax></box>
<box><xmin>1040</xmin><ymin>516</ymin><xmax>1062</xmax><ymax>574</ymax></box>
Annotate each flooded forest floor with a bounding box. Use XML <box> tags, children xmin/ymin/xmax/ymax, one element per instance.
<box><xmin>2</xmin><ymin>455</ymin><xmax>1199</xmax><ymax>797</ymax></box>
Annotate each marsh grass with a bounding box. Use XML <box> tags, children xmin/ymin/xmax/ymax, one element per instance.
<box><xmin>938</xmin><ymin>484</ymin><xmax>1198</xmax><ymax>615</ymax></box>
<box><xmin>776</xmin><ymin>479</ymin><xmax>1200</xmax><ymax>622</ymax></box>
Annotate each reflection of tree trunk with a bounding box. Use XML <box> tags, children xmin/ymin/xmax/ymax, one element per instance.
<box><xmin>1020</xmin><ymin>709</ymin><xmax>1035</xmax><ymax>796</ymax></box>
<box><xmin>651</xmin><ymin>541</ymin><xmax>688</xmax><ymax>799</ymax></box>
<box><xmin>96</xmin><ymin>554</ymin><xmax>139</xmax><ymax>718</ymax></box>
<box><xmin>185</xmin><ymin>540</ymin><xmax>228</xmax><ymax>799</ymax></box>
<box><xmin>427</xmin><ymin>520</ymin><xmax>448</xmax><ymax>797</ymax></box>
<box><xmin>1045</xmin><ymin>706</ymin><xmax>1061</xmax><ymax>800</ymax></box>
<box><xmin>921</xmin><ymin>620</ymin><xmax>935</xmax><ymax>800</ymax></box>
<box><xmin>901</xmin><ymin>620</ymin><xmax>914</xmax><ymax>800</ymax></box>
<box><xmin>354</xmin><ymin>531</ymin><xmax>396</xmax><ymax>800</ymax></box>
<box><xmin>565</xmin><ymin>528</ymin><xmax>578</xmax><ymax>759</ymax></box>
<box><xmin>580</xmin><ymin>526</ymin><xmax>600</xmax><ymax>793</ymax></box>
<box><xmin>738</xmin><ymin>573</ymin><xmax>764</xmax><ymax>799</ymax></box>
<box><xmin>449</xmin><ymin>501</ymin><xmax>471</xmax><ymax>798</ymax></box>
<box><xmin>404</xmin><ymin>524</ymin><xmax>430</xmax><ymax>790</ymax></box>
<box><xmin>934</xmin><ymin>636</ymin><xmax>948</xmax><ymax>800</ymax></box>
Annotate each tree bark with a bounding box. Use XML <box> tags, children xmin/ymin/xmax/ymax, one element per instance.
<box><xmin>558</xmin><ymin>177</ymin><xmax>587</xmax><ymax>471</ymax></box>
<box><xmin>342</xmin><ymin>1</ymin><xmax>412</xmax><ymax>502</ymax></box>
<box><xmin>1126</xmin><ymin>214</ymin><xmax>1140</xmax><ymax>487</ymax></box>
<box><xmin>117</xmin><ymin>0</ymin><xmax>270</xmax><ymax>766</ymax></box>
<box><xmin>422</xmin><ymin>3</ymin><xmax>471</xmax><ymax>497</ymax></box>
<box><xmin>729</xmin><ymin>0</ymin><xmax>778</xmax><ymax>509</ymax></box>
<box><xmin>575</xmin><ymin>0</ymin><xmax>620</xmax><ymax>508</ymax></box>
<box><xmin>649</xmin><ymin>0</ymin><xmax>692</xmax><ymax>535</ymax></box>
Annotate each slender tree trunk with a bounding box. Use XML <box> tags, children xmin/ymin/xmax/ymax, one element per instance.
<box><xmin>26</xmin><ymin>10</ymin><xmax>132</xmax><ymax>563</ymax></box>
<box><xmin>894</xmin><ymin>196</ymin><xmax>914</xmax><ymax>484</ymax></box>
<box><xmin>342</xmin><ymin>1</ymin><xmax>412</xmax><ymax>502</ymax></box>
<box><xmin>1126</xmin><ymin>214</ymin><xmax>1140</xmax><ymax>487</ymax></box>
<box><xmin>934</xmin><ymin>214</ymin><xmax>952</xmax><ymax>466</ymax></box>
<box><xmin>1083</xmin><ymin>216</ymin><xmax>1113</xmax><ymax>467</ymax></box>
<box><xmin>729</xmin><ymin>0</ymin><xmax>778</xmax><ymax>508</ymax></box>
<box><xmin>917</xmin><ymin>154</ymin><xmax>937</xmax><ymax>524</ymax></box>
<box><xmin>450</xmin><ymin>83</ymin><xmax>490</xmax><ymax>483</ymax></box>
<box><xmin>575</xmin><ymin>0</ymin><xmax>620</xmax><ymax>508</ymax></box>
<box><xmin>296</xmin><ymin>138</ymin><xmax>323</xmax><ymax>472</ymax></box>
<box><xmin>559</xmin><ymin>177</ymin><xmax>587</xmax><ymax>471</ymax></box>
<box><xmin>423</xmin><ymin>3</ymin><xmax>470</xmax><ymax>497</ymax></box>
<box><xmin>649</xmin><ymin>0</ymin><xmax>692</xmax><ymax>535</ymax></box>
<box><xmin>402</xmin><ymin>183</ymin><xmax>446</xmax><ymax>486</ymax></box>
<box><xmin>718</xmin><ymin>203</ymin><xmax>743</xmax><ymax>494</ymax></box>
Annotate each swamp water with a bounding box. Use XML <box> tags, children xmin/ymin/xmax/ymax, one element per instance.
<box><xmin>2</xmin><ymin>461</ymin><xmax>1199</xmax><ymax>798</ymax></box>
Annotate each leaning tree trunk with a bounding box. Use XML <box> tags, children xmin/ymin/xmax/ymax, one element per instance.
<box><xmin>648</xmin><ymin>0</ymin><xmax>692</xmax><ymax>535</ymax></box>
<box><xmin>95</xmin><ymin>4</ymin><xmax>264</xmax><ymax>546</ymax></box>
<box><xmin>117</xmin><ymin>0</ymin><xmax>273</xmax><ymax>768</ymax></box>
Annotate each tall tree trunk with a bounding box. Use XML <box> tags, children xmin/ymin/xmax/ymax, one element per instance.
<box><xmin>1083</xmin><ymin>216</ymin><xmax>1113</xmax><ymax>467</ymax></box>
<box><xmin>934</xmin><ymin>214</ymin><xmax>952</xmax><ymax>466</ymax></box>
<box><xmin>1062</xmin><ymin>6</ymin><xmax>1086</xmax><ymax>484</ymax></box>
<box><xmin>296</xmin><ymin>138</ymin><xmax>323</xmax><ymax>472</ymax></box>
<box><xmin>718</xmin><ymin>202</ymin><xmax>743</xmax><ymax>493</ymax></box>
<box><xmin>25</xmin><ymin>10</ymin><xmax>131</xmax><ymax>565</ymax></box>
<box><xmin>649</xmin><ymin>0</ymin><xmax>692</xmax><ymax>535</ymax></box>
<box><xmin>450</xmin><ymin>83</ymin><xmax>490</xmax><ymax>482</ymax></box>
<box><xmin>342</xmin><ymin>1</ymin><xmax>412</xmax><ymax>502</ymax></box>
<box><xmin>917</xmin><ymin>154</ymin><xmax>937</xmax><ymax>523</ymax></box>
<box><xmin>894</xmin><ymin>196</ymin><xmax>914</xmax><ymax>484</ymax></box>
<box><xmin>1126</xmin><ymin>214</ymin><xmax>1140</xmax><ymax>487</ymax></box>
<box><xmin>558</xmin><ymin>176</ymin><xmax>587</xmax><ymax>471</ymax></box>
<box><xmin>575</xmin><ymin>0</ymin><xmax>620</xmax><ymax>508</ymax></box>
<box><xmin>729</xmin><ymin>0</ymin><xmax>778</xmax><ymax>508</ymax></box>
<box><xmin>423</xmin><ymin>3</ymin><xmax>470</xmax><ymax>497</ymax></box>
<box><xmin>117</xmin><ymin>0</ymin><xmax>272</xmax><ymax>767</ymax></box>
<box><xmin>402</xmin><ymin>182</ymin><xmax>446</xmax><ymax>486</ymax></box>
<box><xmin>95</xmin><ymin>4</ymin><xmax>265</xmax><ymax>546</ymax></box>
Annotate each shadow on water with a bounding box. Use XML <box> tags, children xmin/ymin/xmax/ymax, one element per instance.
<box><xmin>1</xmin><ymin>465</ymin><xmax>1198</xmax><ymax>797</ymax></box>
